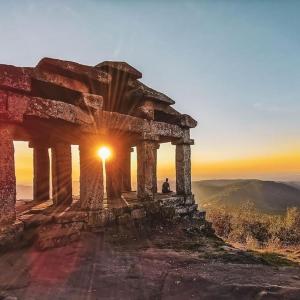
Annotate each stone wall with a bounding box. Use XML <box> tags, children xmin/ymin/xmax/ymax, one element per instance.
<box><xmin>0</xmin><ymin>195</ymin><xmax>205</xmax><ymax>252</ymax></box>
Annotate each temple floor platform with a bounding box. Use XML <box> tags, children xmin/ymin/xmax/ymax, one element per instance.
<box><xmin>0</xmin><ymin>193</ymin><xmax>201</xmax><ymax>251</ymax></box>
<box><xmin>15</xmin><ymin>192</ymin><xmax>180</xmax><ymax>216</ymax></box>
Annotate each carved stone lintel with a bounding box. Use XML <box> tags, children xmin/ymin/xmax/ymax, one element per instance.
<box><xmin>178</xmin><ymin>114</ymin><xmax>197</xmax><ymax>129</ymax></box>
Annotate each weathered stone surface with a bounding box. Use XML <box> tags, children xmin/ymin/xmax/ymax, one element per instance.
<box><xmin>0</xmin><ymin>220</ymin><xmax>24</xmax><ymax>249</ymax></box>
<box><xmin>178</xmin><ymin>114</ymin><xmax>197</xmax><ymax>128</ymax></box>
<box><xmin>185</xmin><ymin>194</ymin><xmax>195</xmax><ymax>205</ymax></box>
<box><xmin>161</xmin><ymin>196</ymin><xmax>185</xmax><ymax>207</ymax></box>
<box><xmin>0</xmin><ymin>90</ymin><xmax>28</xmax><ymax>122</ymax></box>
<box><xmin>87</xmin><ymin>210</ymin><xmax>115</xmax><ymax>227</ymax></box>
<box><xmin>33</xmin><ymin>145</ymin><xmax>50</xmax><ymax>201</ymax></box>
<box><xmin>137</xmin><ymin>140</ymin><xmax>156</xmax><ymax>200</ymax></box>
<box><xmin>0</xmin><ymin>64</ymin><xmax>32</xmax><ymax>92</ymax></box>
<box><xmin>127</xmin><ymin>79</ymin><xmax>175</xmax><ymax>104</ymax></box>
<box><xmin>0</xmin><ymin>57</ymin><xmax>199</xmax><ymax>244</ymax></box>
<box><xmin>136</xmin><ymin>100</ymin><xmax>154</xmax><ymax>120</ymax></box>
<box><xmin>121</xmin><ymin>147</ymin><xmax>133</xmax><ymax>192</ymax></box>
<box><xmin>193</xmin><ymin>210</ymin><xmax>206</xmax><ymax>221</ymax></box>
<box><xmin>131</xmin><ymin>208</ymin><xmax>146</xmax><ymax>220</ymax></box>
<box><xmin>18</xmin><ymin>213</ymin><xmax>53</xmax><ymax>228</ymax></box>
<box><xmin>152</xmin><ymin>143</ymin><xmax>160</xmax><ymax>193</ymax></box>
<box><xmin>51</xmin><ymin>143</ymin><xmax>72</xmax><ymax>206</ymax></box>
<box><xmin>36</xmin><ymin>222</ymin><xmax>84</xmax><ymax>250</ymax></box>
<box><xmin>151</xmin><ymin>121</ymin><xmax>183</xmax><ymax>139</ymax></box>
<box><xmin>76</xmin><ymin>93</ymin><xmax>103</xmax><ymax>111</ymax></box>
<box><xmin>175</xmin><ymin>204</ymin><xmax>198</xmax><ymax>215</ymax></box>
<box><xmin>175</xmin><ymin>143</ymin><xmax>192</xmax><ymax>195</ymax></box>
<box><xmin>0</xmin><ymin>125</ymin><xmax>16</xmax><ymax>226</ymax></box>
<box><xmin>0</xmin><ymin>220</ymin><xmax>24</xmax><ymax>236</ymax></box>
<box><xmin>53</xmin><ymin>211</ymin><xmax>88</xmax><ymax>224</ymax></box>
<box><xmin>26</xmin><ymin>96</ymin><xmax>93</xmax><ymax>125</ymax></box>
<box><xmin>96</xmin><ymin>61</ymin><xmax>142</xmax><ymax>79</ymax></box>
<box><xmin>98</xmin><ymin>110</ymin><xmax>147</xmax><ymax>134</ymax></box>
<box><xmin>79</xmin><ymin>143</ymin><xmax>103</xmax><ymax>210</ymax></box>
<box><xmin>106</xmin><ymin>145</ymin><xmax>124</xmax><ymax>199</ymax></box>
<box><xmin>33</xmin><ymin>57</ymin><xmax>111</xmax><ymax>95</ymax></box>
<box><xmin>117</xmin><ymin>213</ymin><xmax>133</xmax><ymax>226</ymax></box>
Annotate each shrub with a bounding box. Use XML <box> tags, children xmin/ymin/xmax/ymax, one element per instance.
<box><xmin>207</xmin><ymin>205</ymin><xmax>300</xmax><ymax>247</ymax></box>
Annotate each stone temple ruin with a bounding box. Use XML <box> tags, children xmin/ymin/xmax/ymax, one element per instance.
<box><xmin>0</xmin><ymin>58</ymin><xmax>202</xmax><ymax>249</ymax></box>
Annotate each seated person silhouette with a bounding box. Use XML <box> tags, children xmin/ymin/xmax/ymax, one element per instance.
<box><xmin>162</xmin><ymin>178</ymin><xmax>172</xmax><ymax>193</ymax></box>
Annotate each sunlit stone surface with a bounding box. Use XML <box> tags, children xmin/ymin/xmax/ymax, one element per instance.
<box><xmin>0</xmin><ymin>57</ymin><xmax>199</xmax><ymax>250</ymax></box>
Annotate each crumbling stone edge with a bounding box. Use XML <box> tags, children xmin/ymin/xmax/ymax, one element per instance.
<box><xmin>0</xmin><ymin>195</ymin><xmax>209</xmax><ymax>252</ymax></box>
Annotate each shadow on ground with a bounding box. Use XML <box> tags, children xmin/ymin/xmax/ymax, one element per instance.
<box><xmin>0</xmin><ymin>222</ymin><xmax>300</xmax><ymax>300</ymax></box>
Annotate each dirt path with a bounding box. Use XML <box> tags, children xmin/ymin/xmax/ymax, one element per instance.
<box><xmin>0</xmin><ymin>230</ymin><xmax>300</xmax><ymax>300</ymax></box>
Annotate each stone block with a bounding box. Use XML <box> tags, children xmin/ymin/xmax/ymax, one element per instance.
<box><xmin>18</xmin><ymin>214</ymin><xmax>53</xmax><ymax>228</ymax></box>
<box><xmin>53</xmin><ymin>211</ymin><xmax>88</xmax><ymax>224</ymax></box>
<box><xmin>161</xmin><ymin>196</ymin><xmax>185</xmax><ymax>207</ymax></box>
<box><xmin>37</xmin><ymin>232</ymin><xmax>80</xmax><ymax>250</ymax></box>
<box><xmin>36</xmin><ymin>222</ymin><xmax>84</xmax><ymax>250</ymax></box>
<box><xmin>178</xmin><ymin>114</ymin><xmax>197</xmax><ymax>128</ymax></box>
<box><xmin>0</xmin><ymin>221</ymin><xmax>24</xmax><ymax>249</ymax></box>
<box><xmin>88</xmin><ymin>210</ymin><xmax>115</xmax><ymax>227</ymax></box>
<box><xmin>34</xmin><ymin>57</ymin><xmax>111</xmax><ymax>94</ymax></box>
<box><xmin>76</xmin><ymin>93</ymin><xmax>103</xmax><ymax>111</ymax></box>
<box><xmin>131</xmin><ymin>208</ymin><xmax>146</xmax><ymax>220</ymax></box>
<box><xmin>117</xmin><ymin>213</ymin><xmax>133</xmax><ymax>226</ymax></box>
<box><xmin>174</xmin><ymin>207</ymin><xmax>189</xmax><ymax>216</ymax></box>
<box><xmin>185</xmin><ymin>195</ymin><xmax>195</xmax><ymax>205</ymax></box>
<box><xmin>0</xmin><ymin>65</ymin><xmax>32</xmax><ymax>92</ymax></box>
<box><xmin>96</xmin><ymin>61</ymin><xmax>142</xmax><ymax>79</ymax></box>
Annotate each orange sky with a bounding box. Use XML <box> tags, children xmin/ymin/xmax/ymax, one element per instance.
<box><xmin>14</xmin><ymin>142</ymin><xmax>300</xmax><ymax>186</ymax></box>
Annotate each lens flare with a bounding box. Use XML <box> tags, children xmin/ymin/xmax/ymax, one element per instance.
<box><xmin>97</xmin><ymin>146</ymin><xmax>111</xmax><ymax>160</ymax></box>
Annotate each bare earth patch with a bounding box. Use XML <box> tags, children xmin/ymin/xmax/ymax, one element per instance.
<box><xmin>0</xmin><ymin>223</ymin><xmax>299</xmax><ymax>300</ymax></box>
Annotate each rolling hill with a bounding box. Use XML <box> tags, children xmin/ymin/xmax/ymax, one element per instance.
<box><xmin>192</xmin><ymin>179</ymin><xmax>300</xmax><ymax>214</ymax></box>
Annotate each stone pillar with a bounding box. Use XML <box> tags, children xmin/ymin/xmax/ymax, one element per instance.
<box><xmin>152</xmin><ymin>143</ymin><xmax>160</xmax><ymax>194</ymax></box>
<box><xmin>0</xmin><ymin>125</ymin><xmax>16</xmax><ymax>225</ymax></box>
<box><xmin>79</xmin><ymin>144</ymin><xmax>104</xmax><ymax>210</ymax></box>
<box><xmin>106</xmin><ymin>154</ymin><xmax>122</xmax><ymax>199</ymax></box>
<box><xmin>121</xmin><ymin>147</ymin><xmax>133</xmax><ymax>192</ymax></box>
<box><xmin>173</xmin><ymin>129</ymin><xmax>194</xmax><ymax>196</ymax></box>
<box><xmin>51</xmin><ymin>143</ymin><xmax>72</xmax><ymax>206</ymax></box>
<box><xmin>33</xmin><ymin>145</ymin><xmax>50</xmax><ymax>201</ymax></box>
<box><xmin>137</xmin><ymin>138</ymin><xmax>157</xmax><ymax>200</ymax></box>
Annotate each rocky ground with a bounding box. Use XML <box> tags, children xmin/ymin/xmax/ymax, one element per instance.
<box><xmin>0</xmin><ymin>222</ymin><xmax>299</xmax><ymax>300</ymax></box>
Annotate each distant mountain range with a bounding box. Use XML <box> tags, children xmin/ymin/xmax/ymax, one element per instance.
<box><xmin>17</xmin><ymin>179</ymin><xmax>300</xmax><ymax>215</ymax></box>
<box><xmin>192</xmin><ymin>179</ymin><xmax>300</xmax><ymax>214</ymax></box>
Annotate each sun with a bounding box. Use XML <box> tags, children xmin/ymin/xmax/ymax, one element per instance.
<box><xmin>97</xmin><ymin>146</ymin><xmax>111</xmax><ymax>160</ymax></box>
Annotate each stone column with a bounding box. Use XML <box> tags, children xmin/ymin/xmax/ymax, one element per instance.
<box><xmin>0</xmin><ymin>125</ymin><xmax>16</xmax><ymax>225</ymax></box>
<box><xmin>51</xmin><ymin>142</ymin><xmax>72</xmax><ymax>206</ymax></box>
<box><xmin>173</xmin><ymin>130</ymin><xmax>194</xmax><ymax>196</ymax></box>
<box><xmin>106</xmin><ymin>154</ymin><xmax>123</xmax><ymax>199</ymax></box>
<box><xmin>121</xmin><ymin>147</ymin><xmax>133</xmax><ymax>192</ymax></box>
<box><xmin>175</xmin><ymin>144</ymin><xmax>192</xmax><ymax>195</ymax></box>
<box><xmin>33</xmin><ymin>145</ymin><xmax>50</xmax><ymax>201</ymax></box>
<box><xmin>136</xmin><ymin>137</ymin><xmax>157</xmax><ymax>200</ymax></box>
<box><xmin>152</xmin><ymin>143</ymin><xmax>160</xmax><ymax>194</ymax></box>
<box><xmin>79</xmin><ymin>144</ymin><xmax>104</xmax><ymax>210</ymax></box>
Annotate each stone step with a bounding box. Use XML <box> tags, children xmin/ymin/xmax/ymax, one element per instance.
<box><xmin>36</xmin><ymin>222</ymin><xmax>85</xmax><ymax>250</ymax></box>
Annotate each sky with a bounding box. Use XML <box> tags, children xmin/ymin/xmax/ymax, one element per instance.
<box><xmin>1</xmin><ymin>0</ymin><xmax>300</xmax><ymax>184</ymax></box>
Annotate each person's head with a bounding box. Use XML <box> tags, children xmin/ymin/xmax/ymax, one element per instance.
<box><xmin>166</xmin><ymin>178</ymin><xmax>168</xmax><ymax>182</ymax></box>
